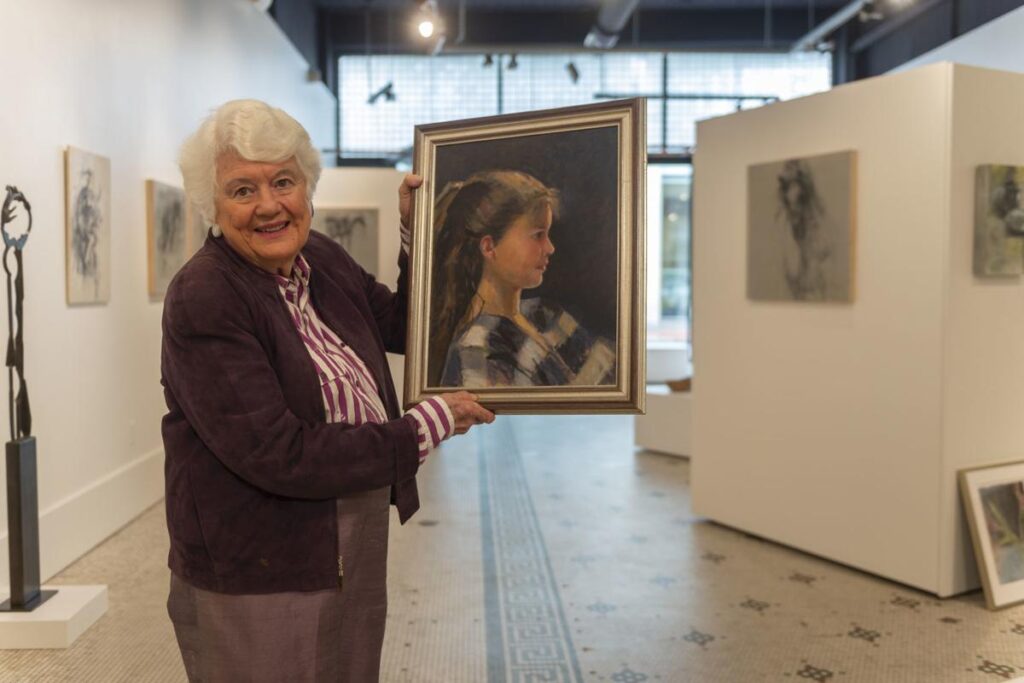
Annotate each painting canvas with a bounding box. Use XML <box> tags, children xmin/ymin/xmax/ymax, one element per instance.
<box><xmin>404</xmin><ymin>99</ymin><xmax>646</xmax><ymax>414</ymax></box>
<box><xmin>146</xmin><ymin>180</ymin><xmax>189</xmax><ymax>298</ymax></box>
<box><xmin>973</xmin><ymin>165</ymin><xmax>1024</xmax><ymax>276</ymax></box>
<box><xmin>960</xmin><ymin>462</ymin><xmax>1024</xmax><ymax>609</ymax></box>
<box><xmin>64</xmin><ymin>146</ymin><xmax>111</xmax><ymax>305</ymax></box>
<box><xmin>312</xmin><ymin>207</ymin><xmax>379</xmax><ymax>276</ymax></box>
<box><xmin>747</xmin><ymin>150</ymin><xmax>856</xmax><ymax>303</ymax></box>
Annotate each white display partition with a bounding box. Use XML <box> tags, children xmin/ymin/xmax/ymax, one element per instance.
<box><xmin>692</xmin><ymin>62</ymin><xmax>1024</xmax><ymax>597</ymax></box>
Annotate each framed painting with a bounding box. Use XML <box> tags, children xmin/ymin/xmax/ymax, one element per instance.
<box><xmin>747</xmin><ymin>150</ymin><xmax>857</xmax><ymax>303</ymax></box>
<box><xmin>973</xmin><ymin>164</ymin><xmax>1024</xmax><ymax>277</ymax></box>
<box><xmin>145</xmin><ymin>180</ymin><xmax>189</xmax><ymax>298</ymax></box>
<box><xmin>960</xmin><ymin>461</ymin><xmax>1024</xmax><ymax>609</ymax></box>
<box><xmin>64</xmin><ymin>146</ymin><xmax>111</xmax><ymax>305</ymax></box>
<box><xmin>405</xmin><ymin>98</ymin><xmax>646</xmax><ymax>414</ymax></box>
<box><xmin>311</xmin><ymin>206</ymin><xmax>380</xmax><ymax>277</ymax></box>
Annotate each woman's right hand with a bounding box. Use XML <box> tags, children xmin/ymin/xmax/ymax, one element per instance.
<box><xmin>439</xmin><ymin>391</ymin><xmax>495</xmax><ymax>435</ymax></box>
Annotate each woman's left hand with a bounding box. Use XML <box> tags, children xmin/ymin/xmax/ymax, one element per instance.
<box><xmin>398</xmin><ymin>173</ymin><xmax>423</xmax><ymax>230</ymax></box>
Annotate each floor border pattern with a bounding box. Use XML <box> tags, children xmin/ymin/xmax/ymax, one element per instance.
<box><xmin>479</xmin><ymin>423</ymin><xmax>584</xmax><ymax>683</ymax></box>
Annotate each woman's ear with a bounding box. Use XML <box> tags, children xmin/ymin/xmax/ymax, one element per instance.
<box><xmin>479</xmin><ymin>235</ymin><xmax>495</xmax><ymax>260</ymax></box>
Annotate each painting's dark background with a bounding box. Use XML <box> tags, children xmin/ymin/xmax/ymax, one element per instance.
<box><xmin>431</xmin><ymin>124</ymin><xmax>619</xmax><ymax>348</ymax></box>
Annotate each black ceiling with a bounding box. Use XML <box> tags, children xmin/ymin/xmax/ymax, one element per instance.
<box><xmin>315</xmin><ymin>0</ymin><xmax>843</xmax><ymax>9</ymax></box>
<box><xmin>315</xmin><ymin>0</ymin><xmax>851</xmax><ymax>55</ymax></box>
<box><xmin>272</xmin><ymin>0</ymin><xmax>853</xmax><ymax>90</ymax></box>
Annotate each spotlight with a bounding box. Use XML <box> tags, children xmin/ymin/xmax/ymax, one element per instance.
<box><xmin>367</xmin><ymin>82</ymin><xmax>395</xmax><ymax>105</ymax></box>
<box><xmin>482</xmin><ymin>53</ymin><xmax>493</xmax><ymax>67</ymax></box>
<box><xmin>566</xmin><ymin>61</ymin><xmax>579</xmax><ymax>84</ymax></box>
<box><xmin>858</xmin><ymin>0</ymin><xmax>883</xmax><ymax>21</ymax></box>
<box><xmin>507</xmin><ymin>53</ymin><xmax>518</xmax><ymax>70</ymax></box>
<box><xmin>414</xmin><ymin>0</ymin><xmax>443</xmax><ymax>40</ymax></box>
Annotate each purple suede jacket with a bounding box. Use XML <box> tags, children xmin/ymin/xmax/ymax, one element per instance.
<box><xmin>161</xmin><ymin>231</ymin><xmax>420</xmax><ymax>595</ymax></box>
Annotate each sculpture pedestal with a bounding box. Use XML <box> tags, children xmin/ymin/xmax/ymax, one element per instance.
<box><xmin>2</xmin><ymin>437</ymin><xmax>55</xmax><ymax>611</ymax></box>
<box><xmin>0</xmin><ymin>585</ymin><xmax>107</xmax><ymax>649</ymax></box>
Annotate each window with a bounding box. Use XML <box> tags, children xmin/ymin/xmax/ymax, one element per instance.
<box><xmin>338</xmin><ymin>51</ymin><xmax>830</xmax><ymax>161</ymax></box>
<box><xmin>338</xmin><ymin>50</ymin><xmax>832</xmax><ymax>353</ymax></box>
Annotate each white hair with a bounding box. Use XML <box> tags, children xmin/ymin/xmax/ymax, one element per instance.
<box><xmin>179</xmin><ymin>99</ymin><xmax>322</xmax><ymax>236</ymax></box>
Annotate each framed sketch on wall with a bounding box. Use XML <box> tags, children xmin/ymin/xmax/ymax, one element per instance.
<box><xmin>145</xmin><ymin>180</ymin><xmax>189</xmax><ymax>298</ymax></box>
<box><xmin>404</xmin><ymin>98</ymin><xmax>646</xmax><ymax>414</ymax></box>
<box><xmin>960</xmin><ymin>461</ymin><xmax>1024</xmax><ymax>609</ymax></box>
<box><xmin>973</xmin><ymin>165</ymin><xmax>1024</xmax><ymax>277</ymax></box>
<box><xmin>747</xmin><ymin>150</ymin><xmax>857</xmax><ymax>303</ymax></box>
<box><xmin>311</xmin><ymin>207</ymin><xmax>379</xmax><ymax>277</ymax></box>
<box><xmin>64</xmin><ymin>146</ymin><xmax>111</xmax><ymax>305</ymax></box>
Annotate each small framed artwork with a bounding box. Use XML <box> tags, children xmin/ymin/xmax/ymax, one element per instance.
<box><xmin>959</xmin><ymin>461</ymin><xmax>1024</xmax><ymax>609</ymax></box>
<box><xmin>973</xmin><ymin>165</ymin><xmax>1024</xmax><ymax>277</ymax></box>
<box><xmin>64</xmin><ymin>146</ymin><xmax>111</xmax><ymax>305</ymax></box>
<box><xmin>747</xmin><ymin>150</ymin><xmax>857</xmax><ymax>302</ymax></box>
<box><xmin>145</xmin><ymin>180</ymin><xmax>189</xmax><ymax>298</ymax></box>
<box><xmin>311</xmin><ymin>207</ymin><xmax>379</xmax><ymax>277</ymax></box>
<box><xmin>404</xmin><ymin>98</ymin><xmax>646</xmax><ymax>414</ymax></box>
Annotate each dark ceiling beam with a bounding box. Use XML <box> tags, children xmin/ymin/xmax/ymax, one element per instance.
<box><xmin>321</xmin><ymin>6</ymin><xmax>844</xmax><ymax>56</ymax></box>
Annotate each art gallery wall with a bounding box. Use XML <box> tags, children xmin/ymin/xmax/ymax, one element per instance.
<box><xmin>314</xmin><ymin>168</ymin><xmax>409</xmax><ymax>388</ymax></box>
<box><xmin>898</xmin><ymin>5</ymin><xmax>1024</xmax><ymax>74</ymax></box>
<box><xmin>0</xmin><ymin>0</ymin><xmax>335</xmax><ymax>587</ymax></box>
<box><xmin>693</xmin><ymin>61</ymin><xmax>1024</xmax><ymax>597</ymax></box>
<box><xmin>940</xmin><ymin>64</ymin><xmax>1024</xmax><ymax>594</ymax></box>
<box><xmin>691</xmin><ymin>63</ymin><xmax>953</xmax><ymax>594</ymax></box>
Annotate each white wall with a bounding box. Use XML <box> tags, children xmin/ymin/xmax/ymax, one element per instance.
<box><xmin>0</xmin><ymin>0</ymin><xmax>335</xmax><ymax>587</ymax></box>
<box><xmin>941</xmin><ymin>64</ymin><xmax>1024</xmax><ymax>593</ymax></box>
<box><xmin>899</xmin><ymin>6</ymin><xmax>1024</xmax><ymax>74</ymax></box>
<box><xmin>691</xmin><ymin>63</ymin><xmax>953</xmax><ymax>593</ymax></box>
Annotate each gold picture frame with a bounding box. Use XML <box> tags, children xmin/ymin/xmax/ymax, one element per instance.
<box><xmin>959</xmin><ymin>460</ymin><xmax>1024</xmax><ymax>609</ymax></box>
<box><xmin>405</xmin><ymin>98</ymin><xmax>646</xmax><ymax>414</ymax></box>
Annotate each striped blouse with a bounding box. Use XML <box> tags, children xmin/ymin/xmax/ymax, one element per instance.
<box><xmin>276</xmin><ymin>254</ymin><xmax>452</xmax><ymax>461</ymax></box>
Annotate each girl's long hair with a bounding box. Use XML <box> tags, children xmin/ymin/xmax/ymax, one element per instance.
<box><xmin>428</xmin><ymin>170</ymin><xmax>559</xmax><ymax>385</ymax></box>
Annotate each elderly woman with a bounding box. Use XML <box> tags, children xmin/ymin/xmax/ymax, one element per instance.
<box><xmin>161</xmin><ymin>99</ymin><xmax>493</xmax><ymax>682</ymax></box>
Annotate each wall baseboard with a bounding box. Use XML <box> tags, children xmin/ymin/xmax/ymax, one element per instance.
<box><xmin>0</xmin><ymin>448</ymin><xmax>164</xmax><ymax>587</ymax></box>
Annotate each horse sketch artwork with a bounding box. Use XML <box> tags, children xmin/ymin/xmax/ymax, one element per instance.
<box><xmin>747</xmin><ymin>150</ymin><xmax>856</xmax><ymax>303</ymax></box>
<box><xmin>146</xmin><ymin>180</ymin><xmax>188</xmax><ymax>297</ymax></box>
<box><xmin>64</xmin><ymin>147</ymin><xmax>111</xmax><ymax>304</ymax></box>
<box><xmin>311</xmin><ymin>207</ymin><xmax>379</xmax><ymax>276</ymax></box>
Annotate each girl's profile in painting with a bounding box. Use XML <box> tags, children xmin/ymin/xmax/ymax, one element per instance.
<box><xmin>428</xmin><ymin>170</ymin><xmax>615</xmax><ymax>388</ymax></box>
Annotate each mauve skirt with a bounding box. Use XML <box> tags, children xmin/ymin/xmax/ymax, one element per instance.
<box><xmin>167</xmin><ymin>487</ymin><xmax>391</xmax><ymax>682</ymax></box>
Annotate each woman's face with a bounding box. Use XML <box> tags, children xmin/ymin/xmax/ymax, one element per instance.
<box><xmin>214</xmin><ymin>151</ymin><xmax>311</xmax><ymax>276</ymax></box>
<box><xmin>482</xmin><ymin>203</ymin><xmax>555</xmax><ymax>291</ymax></box>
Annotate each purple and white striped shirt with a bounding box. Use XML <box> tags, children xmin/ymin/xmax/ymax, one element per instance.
<box><xmin>276</xmin><ymin>254</ymin><xmax>452</xmax><ymax>462</ymax></box>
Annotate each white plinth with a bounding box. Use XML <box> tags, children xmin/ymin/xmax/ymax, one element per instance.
<box><xmin>0</xmin><ymin>585</ymin><xmax>107</xmax><ymax>649</ymax></box>
<box><xmin>635</xmin><ymin>385</ymin><xmax>691</xmax><ymax>458</ymax></box>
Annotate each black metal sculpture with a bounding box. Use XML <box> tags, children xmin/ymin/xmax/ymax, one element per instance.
<box><xmin>4</xmin><ymin>185</ymin><xmax>32</xmax><ymax>440</ymax></box>
<box><xmin>0</xmin><ymin>185</ymin><xmax>55</xmax><ymax>612</ymax></box>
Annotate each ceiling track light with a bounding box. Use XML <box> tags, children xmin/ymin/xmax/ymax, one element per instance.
<box><xmin>566</xmin><ymin>61</ymin><xmax>580</xmax><ymax>84</ymax></box>
<box><xmin>367</xmin><ymin>82</ymin><xmax>395</xmax><ymax>105</ymax></box>
<box><xmin>507</xmin><ymin>53</ymin><xmax>518</xmax><ymax>70</ymax></box>
<box><xmin>414</xmin><ymin>0</ymin><xmax>446</xmax><ymax>54</ymax></box>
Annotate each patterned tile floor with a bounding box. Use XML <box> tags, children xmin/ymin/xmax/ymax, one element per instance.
<box><xmin>1</xmin><ymin>414</ymin><xmax>1023</xmax><ymax>682</ymax></box>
